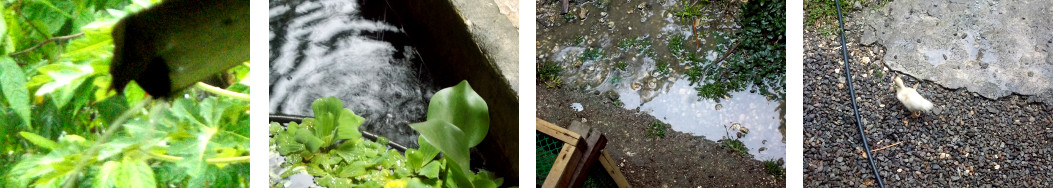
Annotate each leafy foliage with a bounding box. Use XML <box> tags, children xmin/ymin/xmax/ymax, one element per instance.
<box><xmin>1</xmin><ymin>0</ymin><xmax>251</xmax><ymax>187</ymax></box>
<box><xmin>271</xmin><ymin>81</ymin><xmax>503</xmax><ymax>188</ymax></box>
<box><xmin>688</xmin><ymin>0</ymin><xmax>785</xmax><ymax>102</ymax></box>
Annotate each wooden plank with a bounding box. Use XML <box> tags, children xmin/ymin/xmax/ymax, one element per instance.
<box><xmin>542</xmin><ymin>143</ymin><xmax>582</xmax><ymax>188</ymax></box>
<box><xmin>598</xmin><ymin>151</ymin><xmax>631</xmax><ymax>188</ymax></box>
<box><xmin>536</xmin><ymin>118</ymin><xmax>584</xmax><ymax>147</ymax></box>
<box><xmin>568</xmin><ymin>133</ymin><xmax>608</xmax><ymax>188</ymax></box>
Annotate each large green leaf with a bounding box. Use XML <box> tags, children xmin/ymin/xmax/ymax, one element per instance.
<box><xmin>409</xmin><ymin>120</ymin><xmax>471</xmax><ymax>177</ymax></box>
<box><xmin>426</xmin><ymin>80</ymin><xmax>489</xmax><ymax>147</ymax></box>
<box><xmin>0</xmin><ymin>56</ymin><xmax>30</xmax><ymax>128</ymax></box>
<box><xmin>63</xmin><ymin>21</ymin><xmax>114</xmax><ymax>62</ymax></box>
<box><xmin>116</xmin><ymin>155</ymin><xmax>156</xmax><ymax>188</ymax></box>
<box><xmin>18</xmin><ymin>131</ymin><xmax>57</xmax><ymax>150</ymax></box>
<box><xmin>92</xmin><ymin>161</ymin><xmax>119</xmax><ymax>188</ymax></box>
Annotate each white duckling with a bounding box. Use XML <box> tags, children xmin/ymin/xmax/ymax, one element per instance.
<box><xmin>894</xmin><ymin>75</ymin><xmax>934</xmax><ymax>118</ymax></box>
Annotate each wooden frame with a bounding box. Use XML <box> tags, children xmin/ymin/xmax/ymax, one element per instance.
<box><xmin>597</xmin><ymin>150</ymin><xmax>631</xmax><ymax>188</ymax></box>
<box><xmin>537</xmin><ymin>118</ymin><xmax>585</xmax><ymax>188</ymax></box>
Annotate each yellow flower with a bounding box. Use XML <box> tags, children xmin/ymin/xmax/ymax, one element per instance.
<box><xmin>384</xmin><ymin>179</ymin><xmax>408</xmax><ymax>188</ymax></box>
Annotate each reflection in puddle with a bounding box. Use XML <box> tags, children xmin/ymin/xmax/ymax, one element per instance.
<box><xmin>543</xmin><ymin>2</ymin><xmax>784</xmax><ymax>162</ymax></box>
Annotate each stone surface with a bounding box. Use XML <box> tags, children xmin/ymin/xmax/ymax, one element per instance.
<box><xmin>861</xmin><ymin>0</ymin><xmax>1053</xmax><ymax>104</ymax></box>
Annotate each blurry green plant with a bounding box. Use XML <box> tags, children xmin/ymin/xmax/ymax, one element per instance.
<box><xmin>615</xmin><ymin>61</ymin><xmax>628</xmax><ymax>71</ymax></box>
<box><xmin>270</xmin><ymin>81</ymin><xmax>503</xmax><ymax>188</ymax></box>
<box><xmin>617</xmin><ymin>37</ymin><xmax>636</xmax><ymax>50</ymax></box>
<box><xmin>1</xmin><ymin>0</ymin><xmax>251</xmax><ymax>187</ymax></box>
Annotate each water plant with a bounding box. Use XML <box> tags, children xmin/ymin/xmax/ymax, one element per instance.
<box><xmin>270</xmin><ymin>81</ymin><xmax>503</xmax><ymax>187</ymax></box>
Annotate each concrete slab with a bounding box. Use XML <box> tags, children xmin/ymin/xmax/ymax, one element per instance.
<box><xmin>861</xmin><ymin>0</ymin><xmax>1053</xmax><ymax>104</ymax></box>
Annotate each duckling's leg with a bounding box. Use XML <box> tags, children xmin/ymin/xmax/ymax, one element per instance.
<box><xmin>911</xmin><ymin>111</ymin><xmax>921</xmax><ymax>118</ymax></box>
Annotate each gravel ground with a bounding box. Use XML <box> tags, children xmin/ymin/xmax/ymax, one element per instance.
<box><xmin>537</xmin><ymin>85</ymin><xmax>784</xmax><ymax>187</ymax></box>
<box><xmin>803</xmin><ymin>8</ymin><xmax>1053</xmax><ymax>187</ymax></box>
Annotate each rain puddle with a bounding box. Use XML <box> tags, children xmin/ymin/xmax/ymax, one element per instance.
<box><xmin>269</xmin><ymin>0</ymin><xmax>435</xmax><ymax>186</ymax></box>
<box><xmin>539</xmin><ymin>0</ymin><xmax>785</xmax><ymax>162</ymax></box>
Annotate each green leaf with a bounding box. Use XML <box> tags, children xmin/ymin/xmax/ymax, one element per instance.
<box><xmin>407</xmin><ymin>136</ymin><xmax>440</xmax><ymax>169</ymax></box>
<box><xmin>116</xmin><ymin>155</ymin><xmax>156</xmax><ymax>188</ymax></box>
<box><xmin>0</xmin><ymin>56</ymin><xmax>30</xmax><ymax>128</ymax></box>
<box><xmin>18</xmin><ymin>131</ymin><xmax>57</xmax><ymax>150</ymax></box>
<box><xmin>443</xmin><ymin>159</ymin><xmax>473</xmax><ymax>188</ymax></box>
<box><xmin>334</xmin><ymin>109</ymin><xmax>364</xmax><ymax>141</ymax></box>
<box><xmin>295</xmin><ymin>128</ymin><xmax>324</xmax><ymax>153</ymax></box>
<box><xmin>63</xmin><ymin>21</ymin><xmax>114</xmax><ymax>62</ymax></box>
<box><xmin>92</xmin><ymin>161</ymin><xmax>119</xmax><ymax>188</ymax></box>
<box><xmin>311</xmin><ymin>96</ymin><xmax>343</xmax><ymax>139</ymax></box>
<box><xmin>426</xmin><ymin>81</ymin><xmax>489</xmax><ymax>147</ymax></box>
<box><xmin>418</xmin><ymin>161</ymin><xmax>442</xmax><ymax>179</ymax></box>
<box><xmin>409</xmin><ymin>120</ymin><xmax>470</xmax><ymax>177</ymax></box>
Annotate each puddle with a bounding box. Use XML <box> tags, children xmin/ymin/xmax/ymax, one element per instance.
<box><xmin>539</xmin><ymin>1</ymin><xmax>784</xmax><ymax>162</ymax></box>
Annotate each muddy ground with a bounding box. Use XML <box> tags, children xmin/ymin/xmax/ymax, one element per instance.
<box><xmin>537</xmin><ymin>85</ymin><xmax>783</xmax><ymax>187</ymax></box>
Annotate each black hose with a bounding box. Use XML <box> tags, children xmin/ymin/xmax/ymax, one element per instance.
<box><xmin>833</xmin><ymin>1</ymin><xmax>885</xmax><ymax>187</ymax></box>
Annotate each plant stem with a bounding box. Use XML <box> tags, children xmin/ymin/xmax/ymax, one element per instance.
<box><xmin>195</xmin><ymin>82</ymin><xmax>249</xmax><ymax>101</ymax></box>
<box><xmin>145</xmin><ymin>150</ymin><xmax>251</xmax><ymax>164</ymax></box>
<box><xmin>64</xmin><ymin>97</ymin><xmax>154</xmax><ymax>188</ymax></box>
<box><xmin>8</xmin><ymin>33</ymin><xmax>85</xmax><ymax>57</ymax></box>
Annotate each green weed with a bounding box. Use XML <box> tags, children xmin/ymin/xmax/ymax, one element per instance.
<box><xmin>537</xmin><ymin>61</ymin><xmax>563</xmax><ymax>88</ymax></box>
<box><xmin>615</xmin><ymin>61</ymin><xmax>628</xmax><ymax>71</ymax></box>
<box><xmin>720</xmin><ymin>139</ymin><xmax>751</xmax><ymax>157</ymax></box>
<box><xmin>763</xmin><ymin>159</ymin><xmax>786</xmax><ymax>179</ymax></box>
<box><xmin>580</xmin><ymin>47</ymin><xmax>603</xmax><ymax>61</ymax></box>
<box><xmin>647</xmin><ymin>121</ymin><xmax>666</xmax><ymax>138</ymax></box>
<box><xmin>669</xmin><ymin>34</ymin><xmax>686</xmax><ymax>58</ymax></box>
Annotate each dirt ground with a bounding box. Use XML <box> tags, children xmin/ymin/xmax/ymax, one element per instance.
<box><xmin>536</xmin><ymin>85</ymin><xmax>783</xmax><ymax>187</ymax></box>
